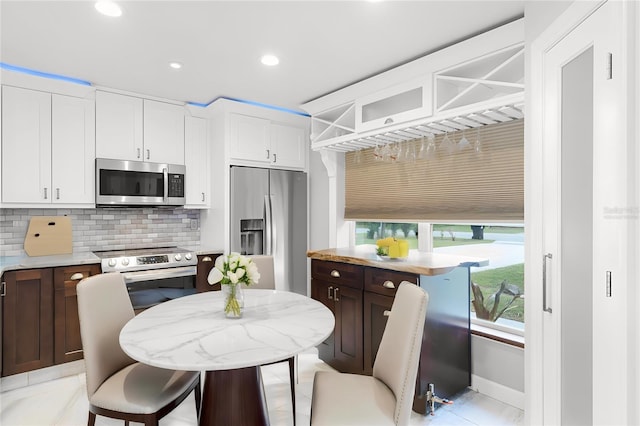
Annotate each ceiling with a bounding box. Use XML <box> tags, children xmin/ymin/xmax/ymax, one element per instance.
<box><xmin>0</xmin><ymin>1</ymin><xmax>525</xmax><ymax>114</ymax></box>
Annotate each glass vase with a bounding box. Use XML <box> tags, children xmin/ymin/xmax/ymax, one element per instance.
<box><xmin>222</xmin><ymin>283</ymin><xmax>244</xmax><ymax>318</ymax></box>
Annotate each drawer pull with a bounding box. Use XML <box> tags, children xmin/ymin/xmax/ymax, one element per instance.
<box><xmin>383</xmin><ymin>310</ymin><xmax>391</xmax><ymax>317</ymax></box>
<box><xmin>70</xmin><ymin>273</ymin><xmax>84</xmax><ymax>281</ymax></box>
<box><xmin>334</xmin><ymin>287</ymin><xmax>340</xmax><ymax>302</ymax></box>
<box><xmin>330</xmin><ymin>270</ymin><xmax>341</xmax><ymax>278</ymax></box>
<box><xmin>202</xmin><ymin>256</ymin><xmax>213</xmax><ymax>262</ymax></box>
<box><xmin>328</xmin><ymin>286</ymin><xmax>334</xmax><ymax>300</ymax></box>
<box><xmin>382</xmin><ymin>280</ymin><xmax>395</xmax><ymax>289</ymax></box>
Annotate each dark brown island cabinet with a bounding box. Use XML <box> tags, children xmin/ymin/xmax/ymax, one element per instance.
<box><xmin>310</xmin><ymin>258</ymin><xmax>472</xmax><ymax>415</ymax></box>
<box><xmin>2</xmin><ymin>264</ymin><xmax>101</xmax><ymax>377</ymax></box>
<box><xmin>196</xmin><ymin>252</ymin><xmax>223</xmax><ymax>292</ymax></box>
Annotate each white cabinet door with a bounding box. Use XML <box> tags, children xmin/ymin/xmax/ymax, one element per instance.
<box><xmin>1</xmin><ymin>86</ymin><xmax>52</xmax><ymax>203</ymax></box>
<box><xmin>51</xmin><ymin>94</ymin><xmax>95</xmax><ymax>204</ymax></box>
<box><xmin>271</xmin><ymin>123</ymin><xmax>306</xmax><ymax>169</ymax></box>
<box><xmin>143</xmin><ymin>100</ymin><xmax>185</xmax><ymax>164</ymax></box>
<box><xmin>229</xmin><ymin>114</ymin><xmax>271</xmax><ymax>164</ymax></box>
<box><xmin>95</xmin><ymin>91</ymin><xmax>143</xmax><ymax>161</ymax></box>
<box><xmin>184</xmin><ymin>116</ymin><xmax>208</xmax><ymax>207</ymax></box>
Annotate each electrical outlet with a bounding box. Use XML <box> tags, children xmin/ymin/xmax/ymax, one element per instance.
<box><xmin>190</xmin><ymin>219</ymin><xmax>199</xmax><ymax>230</ymax></box>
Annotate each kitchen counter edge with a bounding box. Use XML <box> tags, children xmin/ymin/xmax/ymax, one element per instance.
<box><xmin>307</xmin><ymin>246</ymin><xmax>489</xmax><ymax>276</ymax></box>
<box><xmin>0</xmin><ymin>252</ymin><xmax>101</xmax><ymax>276</ymax></box>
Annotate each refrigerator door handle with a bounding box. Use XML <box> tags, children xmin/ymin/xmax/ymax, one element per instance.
<box><xmin>264</xmin><ymin>194</ymin><xmax>273</xmax><ymax>255</ymax></box>
<box><xmin>270</xmin><ymin>194</ymin><xmax>277</xmax><ymax>256</ymax></box>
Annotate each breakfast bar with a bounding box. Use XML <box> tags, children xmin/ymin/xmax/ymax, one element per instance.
<box><xmin>307</xmin><ymin>246</ymin><xmax>487</xmax><ymax>414</ymax></box>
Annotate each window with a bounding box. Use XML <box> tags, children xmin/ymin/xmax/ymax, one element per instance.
<box><xmin>355</xmin><ymin>221</ymin><xmax>418</xmax><ymax>249</ymax></box>
<box><xmin>433</xmin><ymin>224</ymin><xmax>524</xmax><ymax>332</ymax></box>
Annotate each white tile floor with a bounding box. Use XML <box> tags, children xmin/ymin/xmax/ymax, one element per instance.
<box><xmin>0</xmin><ymin>350</ymin><xmax>523</xmax><ymax>426</ymax></box>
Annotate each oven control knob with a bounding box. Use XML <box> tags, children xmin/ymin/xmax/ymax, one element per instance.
<box><xmin>174</xmin><ymin>254</ymin><xmax>182</xmax><ymax>261</ymax></box>
<box><xmin>108</xmin><ymin>259</ymin><xmax>117</xmax><ymax>267</ymax></box>
<box><xmin>121</xmin><ymin>258</ymin><xmax>130</xmax><ymax>266</ymax></box>
<box><xmin>185</xmin><ymin>253</ymin><xmax>193</xmax><ymax>261</ymax></box>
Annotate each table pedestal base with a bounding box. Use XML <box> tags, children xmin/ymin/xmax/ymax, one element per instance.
<box><xmin>200</xmin><ymin>367</ymin><xmax>270</xmax><ymax>426</ymax></box>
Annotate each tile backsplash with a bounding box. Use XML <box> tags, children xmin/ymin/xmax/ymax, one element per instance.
<box><xmin>1</xmin><ymin>207</ymin><xmax>201</xmax><ymax>257</ymax></box>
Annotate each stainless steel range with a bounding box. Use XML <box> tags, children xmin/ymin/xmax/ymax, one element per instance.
<box><xmin>94</xmin><ymin>247</ymin><xmax>197</xmax><ymax>311</ymax></box>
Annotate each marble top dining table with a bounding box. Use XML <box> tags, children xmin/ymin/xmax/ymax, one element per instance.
<box><xmin>119</xmin><ymin>289</ymin><xmax>335</xmax><ymax>426</ymax></box>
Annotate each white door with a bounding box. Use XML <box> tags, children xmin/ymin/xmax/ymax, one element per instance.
<box><xmin>228</xmin><ymin>114</ymin><xmax>271</xmax><ymax>164</ymax></box>
<box><xmin>184</xmin><ymin>116</ymin><xmax>209</xmax><ymax>206</ymax></box>
<box><xmin>51</xmin><ymin>94</ymin><xmax>95</xmax><ymax>204</ymax></box>
<box><xmin>143</xmin><ymin>100</ymin><xmax>185</xmax><ymax>164</ymax></box>
<box><xmin>271</xmin><ymin>123</ymin><xmax>306</xmax><ymax>169</ymax></box>
<box><xmin>95</xmin><ymin>91</ymin><xmax>143</xmax><ymax>161</ymax></box>
<box><xmin>539</xmin><ymin>2</ymin><xmax>629</xmax><ymax>424</ymax></box>
<box><xmin>1</xmin><ymin>86</ymin><xmax>51</xmax><ymax>203</ymax></box>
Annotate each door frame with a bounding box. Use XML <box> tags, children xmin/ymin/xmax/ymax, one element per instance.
<box><xmin>527</xmin><ymin>1</ymin><xmax>637</xmax><ymax>424</ymax></box>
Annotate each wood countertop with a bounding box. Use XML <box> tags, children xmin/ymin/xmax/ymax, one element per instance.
<box><xmin>307</xmin><ymin>246</ymin><xmax>488</xmax><ymax>276</ymax></box>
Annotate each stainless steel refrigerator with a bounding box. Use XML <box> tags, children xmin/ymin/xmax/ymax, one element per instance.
<box><xmin>230</xmin><ymin>166</ymin><xmax>308</xmax><ymax>295</ymax></box>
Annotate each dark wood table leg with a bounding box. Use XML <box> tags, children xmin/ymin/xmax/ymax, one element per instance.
<box><xmin>200</xmin><ymin>367</ymin><xmax>270</xmax><ymax>426</ymax></box>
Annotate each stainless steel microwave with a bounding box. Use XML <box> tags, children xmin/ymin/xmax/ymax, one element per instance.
<box><xmin>96</xmin><ymin>158</ymin><xmax>186</xmax><ymax>207</ymax></box>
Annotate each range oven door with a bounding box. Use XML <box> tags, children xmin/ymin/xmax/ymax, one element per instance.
<box><xmin>121</xmin><ymin>266</ymin><xmax>196</xmax><ymax>311</ymax></box>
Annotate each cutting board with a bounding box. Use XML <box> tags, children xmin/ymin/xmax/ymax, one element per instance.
<box><xmin>23</xmin><ymin>216</ymin><xmax>73</xmax><ymax>256</ymax></box>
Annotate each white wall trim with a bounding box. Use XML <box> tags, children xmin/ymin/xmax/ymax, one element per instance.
<box><xmin>471</xmin><ymin>374</ymin><xmax>524</xmax><ymax>411</ymax></box>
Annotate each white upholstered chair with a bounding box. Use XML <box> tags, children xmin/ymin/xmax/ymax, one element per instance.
<box><xmin>310</xmin><ymin>281</ymin><xmax>429</xmax><ymax>426</ymax></box>
<box><xmin>243</xmin><ymin>254</ymin><xmax>298</xmax><ymax>422</ymax></box>
<box><xmin>76</xmin><ymin>273</ymin><xmax>201</xmax><ymax>426</ymax></box>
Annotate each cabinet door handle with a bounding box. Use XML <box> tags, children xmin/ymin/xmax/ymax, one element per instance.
<box><xmin>56</xmin><ymin>188</ymin><xmax>60</xmax><ymax>200</ymax></box>
<box><xmin>1</xmin><ymin>282</ymin><xmax>6</xmax><ymax>297</ymax></box>
<box><xmin>328</xmin><ymin>286</ymin><xmax>334</xmax><ymax>300</ymax></box>
<box><xmin>330</xmin><ymin>270</ymin><xmax>341</xmax><ymax>278</ymax></box>
<box><xmin>146</xmin><ymin>149</ymin><xmax>150</xmax><ymax>160</ymax></box>
<box><xmin>266</xmin><ymin>149</ymin><xmax>270</xmax><ymax>159</ymax></box>
<box><xmin>273</xmin><ymin>153</ymin><xmax>277</xmax><ymax>163</ymax></box>
<box><xmin>334</xmin><ymin>287</ymin><xmax>340</xmax><ymax>302</ymax></box>
<box><xmin>383</xmin><ymin>310</ymin><xmax>391</xmax><ymax>317</ymax></box>
<box><xmin>543</xmin><ymin>253</ymin><xmax>553</xmax><ymax>313</ymax></box>
<box><xmin>202</xmin><ymin>256</ymin><xmax>213</xmax><ymax>262</ymax></box>
<box><xmin>137</xmin><ymin>148</ymin><xmax>141</xmax><ymax>159</ymax></box>
<box><xmin>70</xmin><ymin>273</ymin><xmax>84</xmax><ymax>281</ymax></box>
<box><xmin>44</xmin><ymin>187</ymin><xmax>48</xmax><ymax>200</ymax></box>
<box><xmin>201</xmin><ymin>192</ymin><xmax>205</xmax><ymax>202</ymax></box>
<box><xmin>382</xmin><ymin>280</ymin><xmax>395</xmax><ymax>289</ymax></box>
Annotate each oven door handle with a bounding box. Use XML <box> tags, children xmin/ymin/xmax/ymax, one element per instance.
<box><xmin>121</xmin><ymin>266</ymin><xmax>197</xmax><ymax>284</ymax></box>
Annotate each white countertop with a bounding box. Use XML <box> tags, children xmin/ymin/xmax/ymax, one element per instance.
<box><xmin>0</xmin><ymin>252</ymin><xmax>101</xmax><ymax>276</ymax></box>
<box><xmin>119</xmin><ymin>289</ymin><xmax>335</xmax><ymax>371</ymax></box>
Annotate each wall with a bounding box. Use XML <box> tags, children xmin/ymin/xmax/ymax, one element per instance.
<box><xmin>0</xmin><ymin>207</ymin><xmax>201</xmax><ymax>256</ymax></box>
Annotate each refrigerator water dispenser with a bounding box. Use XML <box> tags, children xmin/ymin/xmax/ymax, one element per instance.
<box><xmin>240</xmin><ymin>219</ymin><xmax>263</xmax><ymax>255</ymax></box>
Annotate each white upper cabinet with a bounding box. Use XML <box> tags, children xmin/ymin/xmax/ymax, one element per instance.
<box><xmin>51</xmin><ymin>94</ymin><xmax>95</xmax><ymax>204</ymax></box>
<box><xmin>270</xmin><ymin>123</ymin><xmax>306</xmax><ymax>169</ymax></box>
<box><xmin>143</xmin><ymin>99</ymin><xmax>185</xmax><ymax>164</ymax></box>
<box><xmin>1</xmin><ymin>86</ymin><xmax>94</xmax><ymax>205</ymax></box>
<box><xmin>355</xmin><ymin>77</ymin><xmax>432</xmax><ymax>133</ymax></box>
<box><xmin>95</xmin><ymin>91</ymin><xmax>143</xmax><ymax>161</ymax></box>
<box><xmin>184</xmin><ymin>116</ymin><xmax>209</xmax><ymax>207</ymax></box>
<box><xmin>229</xmin><ymin>114</ymin><xmax>271</xmax><ymax>163</ymax></box>
<box><xmin>229</xmin><ymin>113</ymin><xmax>307</xmax><ymax>170</ymax></box>
<box><xmin>96</xmin><ymin>91</ymin><xmax>185</xmax><ymax>164</ymax></box>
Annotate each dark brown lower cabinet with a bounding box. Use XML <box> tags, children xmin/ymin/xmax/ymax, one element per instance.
<box><xmin>53</xmin><ymin>264</ymin><xmax>101</xmax><ymax>364</ymax></box>
<box><xmin>2</xmin><ymin>268</ymin><xmax>54</xmax><ymax>376</ymax></box>
<box><xmin>311</xmin><ymin>259</ymin><xmax>471</xmax><ymax>415</ymax></box>
<box><xmin>196</xmin><ymin>253</ymin><xmax>222</xmax><ymax>292</ymax></box>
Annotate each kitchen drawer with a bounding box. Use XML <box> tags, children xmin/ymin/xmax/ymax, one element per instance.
<box><xmin>364</xmin><ymin>267</ymin><xmax>418</xmax><ymax>297</ymax></box>
<box><xmin>311</xmin><ymin>260</ymin><xmax>363</xmax><ymax>290</ymax></box>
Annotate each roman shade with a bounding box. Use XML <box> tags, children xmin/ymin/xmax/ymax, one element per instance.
<box><xmin>344</xmin><ymin>119</ymin><xmax>524</xmax><ymax>222</ymax></box>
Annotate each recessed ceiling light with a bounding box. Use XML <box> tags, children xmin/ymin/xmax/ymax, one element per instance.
<box><xmin>169</xmin><ymin>62</ymin><xmax>183</xmax><ymax>69</ymax></box>
<box><xmin>261</xmin><ymin>54</ymin><xmax>279</xmax><ymax>66</ymax></box>
<box><xmin>95</xmin><ymin>1</ymin><xmax>122</xmax><ymax>17</ymax></box>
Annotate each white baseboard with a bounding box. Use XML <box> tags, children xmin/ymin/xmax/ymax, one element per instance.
<box><xmin>471</xmin><ymin>374</ymin><xmax>524</xmax><ymax>410</ymax></box>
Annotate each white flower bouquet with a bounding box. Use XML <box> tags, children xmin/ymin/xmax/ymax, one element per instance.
<box><xmin>208</xmin><ymin>253</ymin><xmax>260</xmax><ymax>317</ymax></box>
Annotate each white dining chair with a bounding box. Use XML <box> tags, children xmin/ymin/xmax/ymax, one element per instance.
<box><xmin>76</xmin><ymin>272</ymin><xmax>201</xmax><ymax>426</ymax></box>
<box><xmin>245</xmin><ymin>255</ymin><xmax>298</xmax><ymax>423</ymax></box>
<box><xmin>310</xmin><ymin>281</ymin><xmax>429</xmax><ymax>426</ymax></box>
